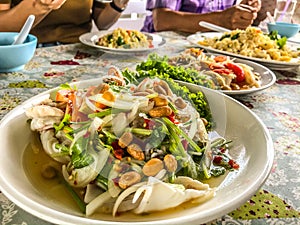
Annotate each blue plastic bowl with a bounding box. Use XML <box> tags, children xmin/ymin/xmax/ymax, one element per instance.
<box><xmin>267</xmin><ymin>22</ymin><xmax>300</xmax><ymax>38</ymax></box>
<box><xmin>0</xmin><ymin>32</ymin><xmax>37</xmax><ymax>72</ymax></box>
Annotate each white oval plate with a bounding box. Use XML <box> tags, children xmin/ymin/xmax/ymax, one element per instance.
<box><xmin>0</xmin><ymin>78</ymin><xmax>274</xmax><ymax>225</ymax></box>
<box><xmin>187</xmin><ymin>32</ymin><xmax>300</xmax><ymax>71</ymax></box>
<box><xmin>79</xmin><ymin>30</ymin><xmax>166</xmax><ymax>54</ymax></box>
<box><xmin>172</xmin><ymin>53</ymin><xmax>276</xmax><ymax>95</ymax></box>
<box><xmin>214</xmin><ymin>56</ymin><xmax>276</xmax><ymax>95</ymax></box>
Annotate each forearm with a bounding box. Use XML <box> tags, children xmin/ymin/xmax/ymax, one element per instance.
<box><xmin>152</xmin><ymin>8</ymin><xmax>223</xmax><ymax>33</ymax></box>
<box><xmin>93</xmin><ymin>0</ymin><xmax>128</xmax><ymax>30</ymax></box>
<box><xmin>93</xmin><ymin>3</ymin><xmax>121</xmax><ymax>30</ymax></box>
<box><xmin>0</xmin><ymin>0</ymin><xmax>52</xmax><ymax>31</ymax></box>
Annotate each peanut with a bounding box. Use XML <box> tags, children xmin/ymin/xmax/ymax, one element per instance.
<box><xmin>149</xmin><ymin>106</ymin><xmax>172</xmax><ymax>118</ymax></box>
<box><xmin>158</xmin><ymin>80</ymin><xmax>173</xmax><ymax>96</ymax></box>
<box><xmin>164</xmin><ymin>154</ymin><xmax>177</xmax><ymax>172</ymax></box>
<box><xmin>153</xmin><ymin>85</ymin><xmax>167</xmax><ymax>95</ymax></box>
<box><xmin>174</xmin><ymin>97</ymin><xmax>187</xmax><ymax>109</ymax></box>
<box><xmin>142</xmin><ymin>158</ymin><xmax>164</xmax><ymax>176</ymax></box>
<box><xmin>127</xmin><ymin>143</ymin><xmax>145</xmax><ymax>161</ymax></box>
<box><xmin>41</xmin><ymin>164</ymin><xmax>57</xmax><ymax>179</ymax></box>
<box><xmin>118</xmin><ymin>171</ymin><xmax>142</xmax><ymax>189</ymax></box>
<box><xmin>201</xmin><ymin>117</ymin><xmax>208</xmax><ymax>126</ymax></box>
<box><xmin>118</xmin><ymin>132</ymin><xmax>133</xmax><ymax>148</ymax></box>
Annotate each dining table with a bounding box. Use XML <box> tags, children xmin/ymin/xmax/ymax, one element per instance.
<box><xmin>0</xmin><ymin>31</ymin><xmax>299</xmax><ymax>225</ymax></box>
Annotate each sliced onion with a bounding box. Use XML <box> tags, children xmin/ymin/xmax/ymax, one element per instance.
<box><xmin>127</xmin><ymin>103</ymin><xmax>139</xmax><ymax>123</ymax></box>
<box><xmin>84</xmin><ymin>96</ymin><xmax>104</xmax><ymax>112</ymax></box>
<box><xmin>112</xmin><ymin>182</ymin><xmax>146</xmax><ymax>216</ymax></box>
<box><xmin>86</xmin><ymin>191</ymin><xmax>112</xmax><ymax>216</ymax></box>
<box><xmin>187</xmin><ymin>114</ymin><xmax>198</xmax><ymax>140</ymax></box>
<box><xmin>84</xmin><ymin>183</ymin><xmax>104</xmax><ymax>204</ymax></box>
<box><xmin>111</xmin><ymin>112</ymin><xmax>128</xmax><ymax>137</ymax></box>
<box><xmin>89</xmin><ymin>117</ymin><xmax>103</xmax><ymax>133</ymax></box>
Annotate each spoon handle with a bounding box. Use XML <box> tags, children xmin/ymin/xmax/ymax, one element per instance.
<box><xmin>12</xmin><ymin>15</ymin><xmax>35</xmax><ymax>45</ymax></box>
<box><xmin>199</xmin><ymin>21</ymin><xmax>231</xmax><ymax>33</ymax></box>
<box><xmin>266</xmin><ymin>11</ymin><xmax>276</xmax><ymax>24</ymax></box>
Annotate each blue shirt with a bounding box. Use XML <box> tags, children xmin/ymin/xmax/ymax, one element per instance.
<box><xmin>142</xmin><ymin>0</ymin><xmax>238</xmax><ymax>32</ymax></box>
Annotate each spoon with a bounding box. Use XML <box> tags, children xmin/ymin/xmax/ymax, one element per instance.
<box><xmin>12</xmin><ymin>15</ymin><xmax>35</xmax><ymax>45</ymax></box>
<box><xmin>199</xmin><ymin>21</ymin><xmax>231</xmax><ymax>33</ymax></box>
<box><xmin>266</xmin><ymin>11</ymin><xmax>276</xmax><ymax>24</ymax></box>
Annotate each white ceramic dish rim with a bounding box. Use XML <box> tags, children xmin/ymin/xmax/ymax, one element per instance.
<box><xmin>79</xmin><ymin>31</ymin><xmax>166</xmax><ymax>54</ymax></box>
<box><xmin>187</xmin><ymin>32</ymin><xmax>300</xmax><ymax>70</ymax></box>
<box><xmin>0</xmin><ymin>78</ymin><xmax>274</xmax><ymax>225</ymax></box>
<box><xmin>175</xmin><ymin>53</ymin><xmax>276</xmax><ymax>95</ymax></box>
<box><xmin>0</xmin><ymin>32</ymin><xmax>37</xmax><ymax>48</ymax></box>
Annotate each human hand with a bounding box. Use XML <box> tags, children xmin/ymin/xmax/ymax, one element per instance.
<box><xmin>33</xmin><ymin>0</ymin><xmax>66</xmax><ymax>10</ymax></box>
<box><xmin>220</xmin><ymin>4</ymin><xmax>257</xmax><ymax>30</ymax></box>
<box><xmin>240</xmin><ymin>0</ymin><xmax>261</xmax><ymax>12</ymax></box>
<box><xmin>112</xmin><ymin>0</ymin><xmax>129</xmax><ymax>9</ymax></box>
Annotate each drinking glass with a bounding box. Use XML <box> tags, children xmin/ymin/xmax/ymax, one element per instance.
<box><xmin>274</xmin><ymin>0</ymin><xmax>297</xmax><ymax>22</ymax></box>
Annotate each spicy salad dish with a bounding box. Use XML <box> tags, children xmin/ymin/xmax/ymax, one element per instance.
<box><xmin>24</xmin><ymin>67</ymin><xmax>240</xmax><ymax>217</ymax></box>
<box><xmin>0</xmin><ymin>66</ymin><xmax>274</xmax><ymax>224</ymax></box>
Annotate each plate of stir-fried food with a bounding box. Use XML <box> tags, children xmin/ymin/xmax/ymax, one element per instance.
<box><xmin>134</xmin><ymin>48</ymin><xmax>276</xmax><ymax>95</ymax></box>
<box><xmin>187</xmin><ymin>27</ymin><xmax>300</xmax><ymax>70</ymax></box>
<box><xmin>0</xmin><ymin>68</ymin><xmax>274</xmax><ymax>224</ymax></box>
<box><xmin>79</xmin><ymin>28</ymin><xmax>166</xmax><ymax>54</ymax></box>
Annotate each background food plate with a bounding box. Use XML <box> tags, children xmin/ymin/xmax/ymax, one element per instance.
<box><xmin>187</xmin><ymin>32</ymin><xmax>300</xmax><ymax>71</ymax></box>
<box><xmin>215</xmin><ymin>57</ymin><xmax>276</xmax><ymax>95</ymax></box>
<box><xmin>288</xmin><ymin>32</ymin><xmax>300</xmax><ymax>44</ymax></box>
<box><xmin>0</xmin><ymin>78</ymin><xmax>274</xmax><ymax>225</ymax></box>
<box><xmin>172</xmin><ymin>52</ymin><xmax>276</xmax><ymax>95</ymax></box>
<box><xmin>80</xmin><ymin>31</ymin><xmax>166</xmax><ymax>54</ymax></box>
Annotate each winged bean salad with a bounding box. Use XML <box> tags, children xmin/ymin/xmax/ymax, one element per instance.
<box><xmin>25</xmin><ymin>67</ymin><xmax>239</xmax><ymax>216</ymax></box>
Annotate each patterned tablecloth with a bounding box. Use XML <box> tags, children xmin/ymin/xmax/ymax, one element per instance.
<box><xmin>0</xmin><ymin>31</ymin><xmax>299</xmax><ymax>225</ymax></box>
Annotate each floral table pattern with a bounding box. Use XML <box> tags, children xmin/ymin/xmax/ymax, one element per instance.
<box><xmin>0</xmin><ymin>31</ymin><xmax>299</xmax><ymax>225</ymax></box>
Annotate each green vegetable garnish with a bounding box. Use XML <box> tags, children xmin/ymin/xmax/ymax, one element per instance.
<box><xmin>219</xmin><ymin>34</ymin><xmax>231</xmax><ymax>41</ymax></box>
<box><xmin>268</xmin><ymin>30</ymin><xmax>287</xmax><ymax>49</ymax></box>
<box><xmin>116</xmin><ymin>36</ymin><xmax>125</xmax><ymax>46</ymax></box>
<box><xmin>231</xmin><ymin>33</ymin><xmax>240</xmax><ymax>40</ymax></box>
<box><xmin>121</xmin><ymin>54</ymin><xmax>213</xmax><ymax>128</ymax></box>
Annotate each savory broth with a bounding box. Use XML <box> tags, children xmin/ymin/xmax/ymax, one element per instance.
<box><xmin>22</xmin><ymin>132</ymin><xmax>83</xmax><ymax>212</ymax></box>
<box><xmin>22</xmin><ymin>132</ymin><xmax>227</xmax><ymax>219</ymax></box>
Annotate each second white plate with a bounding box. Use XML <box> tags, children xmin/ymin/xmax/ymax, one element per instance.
<box><xmin>220</xmin><ymin>57</ymin><xmax>276</xmax><ymax>95</ymax></box>
<box><xmin>168</xmin><ymin>52</ymin><xmax>276</xmax><ymax>95</ymax></box>
<box><xmin>80</xmin><ymin>31</ymin><xmax>166</xmax><ymax>54</ymax></box>
<box><xmin>187</xmin><ymin>32</ymin><xmax>300</xmax><ymax>71</ymax></box>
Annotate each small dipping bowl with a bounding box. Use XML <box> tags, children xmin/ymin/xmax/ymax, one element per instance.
<box><xmin>0</xmin><ymin>32</ymin><xmax>37</xmax><ymax>72</ymax></box>
<box><xmin>267</xmin><ymin>22</ymin><xmax>300</xmax><ymax>38</ymax></box>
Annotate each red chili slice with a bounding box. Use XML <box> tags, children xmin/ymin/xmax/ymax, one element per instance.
<box><xmin>167</xmin><ymin>112</ymin><xmax>179</xmax><ymax>124</ymax></box>
<box><xmin>213</xmin><ymin>68</ymin><xmax>232</xmax><ymax>75</ymax></box>
<box><xmin>229</xmin><ymin>159</ymin><xmax>240</xmax><ymax>169</ymax></box>
<box><xmin>225</xmin><ymin>62</ymin><xmax>245</xmax><ymax>83</ymax></box>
